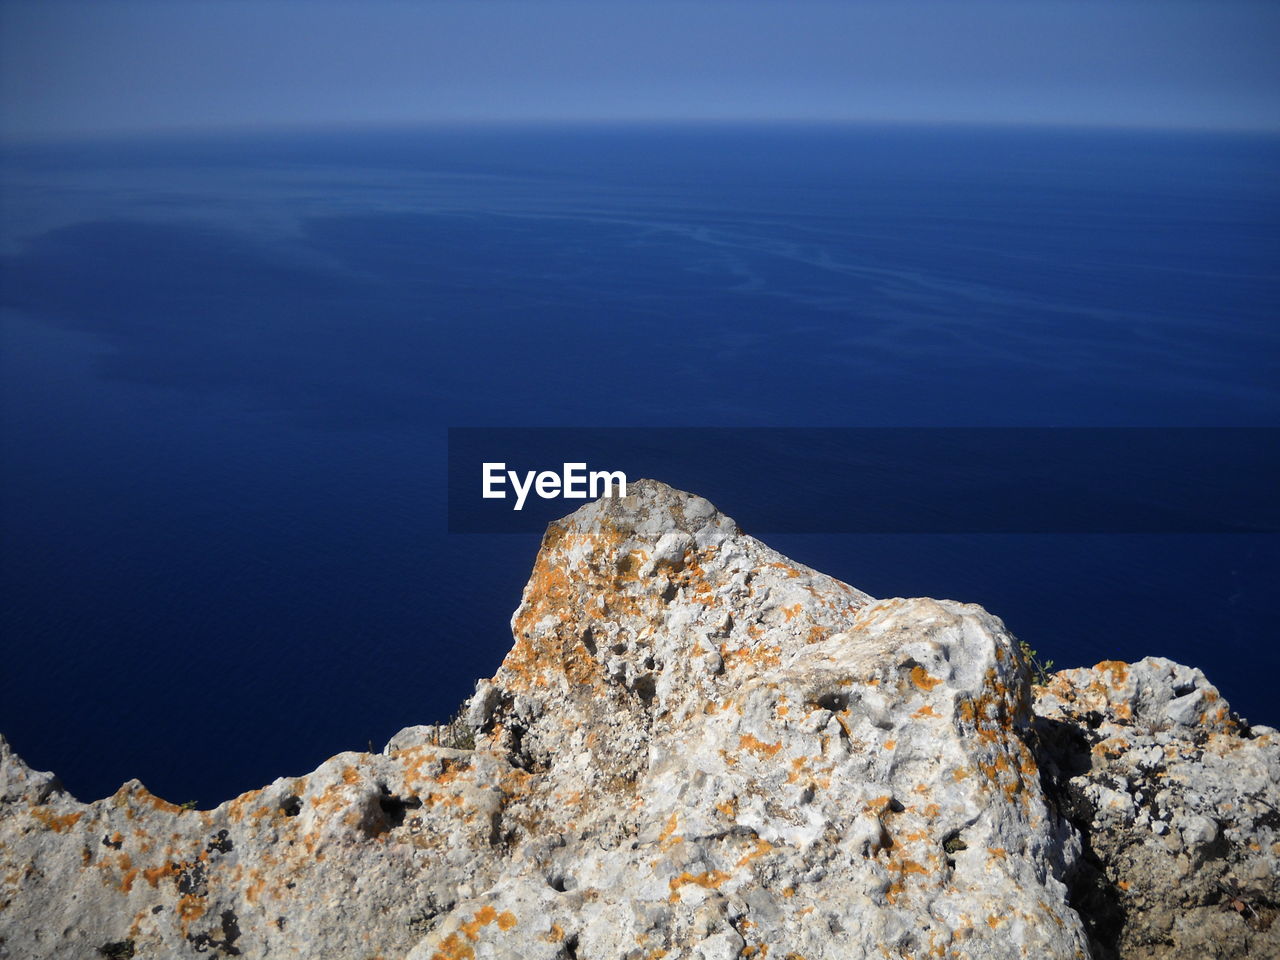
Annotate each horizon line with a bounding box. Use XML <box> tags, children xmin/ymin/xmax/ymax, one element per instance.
<box><xmin>5</xmin><ymin>115</ymin><xmax>1279</xmax><ymax>149</ymax></box>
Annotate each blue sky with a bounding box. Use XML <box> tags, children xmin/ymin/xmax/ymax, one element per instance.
<box><xmin>2</xmin><ymin>0</ymin><xmax>1278</xmax><ymax>139</ymax></box>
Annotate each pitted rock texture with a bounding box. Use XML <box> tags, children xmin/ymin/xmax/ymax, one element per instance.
<box><xmin>1034</xmin><ymin>659</ymin><xmax>1280</xmax><ymax>959</ymax></box>
<box><xmin>0</xmin><ymin>480</ymin><xmax>1274</xmax><ymax>959</ymax></box>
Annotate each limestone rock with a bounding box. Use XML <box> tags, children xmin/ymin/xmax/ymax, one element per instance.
<box><xmin>1034</xmin><ymin>658</ymin><xmax>1280</xmax><ymax>959</ymax></box>
<box><xmin>0</xmin><ymin>480</ymin><xmax>1274</xmax><ymax>958</ymax></box>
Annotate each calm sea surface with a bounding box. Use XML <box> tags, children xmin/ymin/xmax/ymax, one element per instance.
<box><xmin>2</xmin><ymin>125</ymin><xmax>1277</xmax><ymax>803</ymax></box>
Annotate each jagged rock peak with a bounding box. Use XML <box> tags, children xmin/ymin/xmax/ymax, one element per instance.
<box><xmin>484</xmin><ymin>478</ymin><xmax>873</xmax><ymax>783</ymax></box>
<box><xmin>0</xmin><ymin>482</ymin><xmax>1276</xmax><ymax>959</ymax></box>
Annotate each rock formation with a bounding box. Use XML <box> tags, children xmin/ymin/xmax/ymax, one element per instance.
<box><xmin>1</xmin><ymin>480</ymin><xmax>1276</xmax><ymax>958</ymax></box>
<box><xmin>1034</xmin><ymin>659</ymin><xmax>1279</xmax><ymax>958</ymax></box>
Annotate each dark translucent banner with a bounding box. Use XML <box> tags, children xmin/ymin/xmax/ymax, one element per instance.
<box><xmin>447</xmin><ymin>428</ymin><xmax>1279</xmax><ymax>534</ymax></box>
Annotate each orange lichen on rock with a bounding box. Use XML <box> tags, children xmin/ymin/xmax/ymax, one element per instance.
<box><xmin>119</xmin><ymin>785</ymin><xmax>185</xmax><ymax>816</ymax></box>
<box><xmin>658</xmin><ymin>813</ymin><xmax>682</xmax><ymax>850</ymax></box>
<box><xmin>30</xmin><ymin>808</ymin><xmax>84</xmax><ymax>833</ymax></box>
<box><xmin>177</xmin><ymin>893</ymin><xmax>207</xmax><ymax>936</ymax></box>
<box><xmin>910</xmin><ymin>666</ymin><xmax>942</xmax><ymax>691</ymax></box>
<box><xmin>669</xmin><ymin>870</ymin><xmax>730</xmax><ymax>901</ymax></box>
<box><xmin>1093</xmin><ymin>737</ymin><xmax>1128</xmax><ymax>760</ymax></box>
<box><xmin>863</xmin><ymin>796</ymin><xmax>894</xmax><ymax>817</ymax></box>
<box><xmin>786</xmin><ymin>756</ymin><xmax>810</xmax><ymax>784</ymax></box>
<box><xmin>143</xmin><ymin>861</ymin><xmax>180</xmax><ymax>888</ymax></box>
<box><xmin>245</xmin><ymin>868</ymin><xmax>269</xmax><ymax>904</ymax></box>
<box><xmin>1095</xmin><ymin>661</ymin><xmax>1129</xmax><ymax>687</ymax></box>
<box><xmin>456</xmin><ymin>904</ymin><xmax>518</xmax><ymax>942</ymax></box>
<box><xmin>430</xmin><ymin>932</ymin><xmax>476</xmax><ymax>960</ymax></box>
<box><xmin>722</xmin><ymin>644</ymin><xmax>783</xmax><ymax>672</ymax></box>
<box><xmin>739</xmin><ymin>734</ymin><xmax>784</xmax><ymax>759</ymax></box>
<box><xmin>736</xmin><ymin>834</ymin><xmax>774</xmax><ymax>868</ymax></box>
<box><xmin>885</xmin><ymin>859</ymin><xmax>929</xmax><ymax>903</ymax></box>
<box><xmin>435</xmin><ymin>758</ymin><xmax>470</xmax><ymax>786</ymax></box>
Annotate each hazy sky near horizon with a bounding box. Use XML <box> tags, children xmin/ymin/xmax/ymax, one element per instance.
<box><xmin>2</xmin><ymin>0</ymin><xmax>1278</xmax><ymax>140</ymax></box>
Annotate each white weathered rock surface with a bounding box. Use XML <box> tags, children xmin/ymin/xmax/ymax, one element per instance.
<box><xmin>0</xmin><ymin>480</ymin><xmax>1275</xmax><ymax>958</ymax></box>
<box><xmin>1033</xmin><ymin>659</ymin><xmax>1280</xmax><ymax>959</ymax></box>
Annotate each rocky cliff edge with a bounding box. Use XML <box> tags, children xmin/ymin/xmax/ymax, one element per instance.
<box><xmin>1</xmin><ymin>480</ymin><xmax>1276</xmax><ymax>959</ymax></box>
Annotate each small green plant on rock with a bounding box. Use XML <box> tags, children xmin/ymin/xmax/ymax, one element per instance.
<box><xmin>178</xmin><ymin>800</ymin><xmax>199</xmax><ymax>812</ymax></box>
<box><xmin>1019</xmin><ymin>640</ymin><xmax>1055</xmax><ymax>687</ymax></box>
<box><xmin>428</xmin><ymin>703</ymin><xmax>475</xmax><ymax>751</ymax></box>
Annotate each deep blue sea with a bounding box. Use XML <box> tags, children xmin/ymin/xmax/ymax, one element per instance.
<box><xmin>1</xmin><ymin>124</ymin><xmax>1277</xmax><ymax>804</ymax></box>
